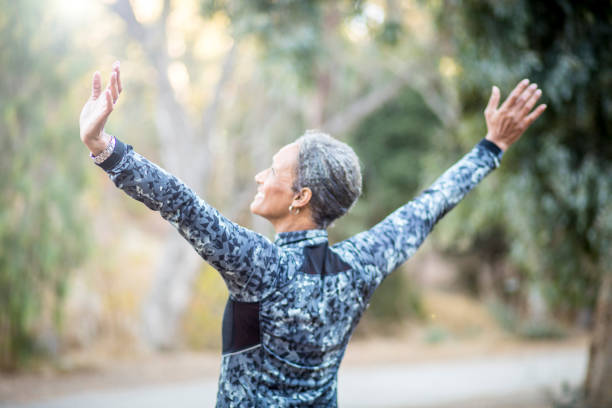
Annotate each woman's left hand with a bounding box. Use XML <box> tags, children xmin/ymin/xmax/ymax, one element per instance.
<box><xmin>484</xmin><ymin>79</ymin><xmax>546</xmax><ymax>151</ymax></box>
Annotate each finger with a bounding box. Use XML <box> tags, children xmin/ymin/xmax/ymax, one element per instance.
<box><xmin>515</xmin><ymin>83</ymin><xmax>538</xmax><ymax>111</ymax></box>
<box><xmin>93</xmin><ymin>89</ymin><xmax>113</xmax><ymax>122</ymax></box>
<box><xmin>112</xmin><ymin>61</ymin><xmax>122</xmax><ymax>93</ymax></box>
<box><xmin>91</xmin><ymin>71</ymin><xmax>102</xmax><ymax>99</ymax></box>
<box><xmin>523</xmin><ymin>104</ymin><xmax>547</xmax><ymax>127</ymax></box>
<box><xmin>521</xmin><ymin>88</ymin><xmax>542</xmax><ymax>117</ymax></box>
<box><xmin>104</xmin><ymin>89</ymin><xmax>114</xmax><ymax>114</ymax></box>
<box><xmin>500</xmin><ymin>79</ymin><xmax>530</xmax><ymax>111</ymax></box>
<box><xmin>108</xmin><ymin>72</ymin><xmax>119</xmax><ymax>104</ymax></box>
<box><xmin>485</xmin><ymin>86</ymin><xmax>500</xmax><ymax>116</ymax></box>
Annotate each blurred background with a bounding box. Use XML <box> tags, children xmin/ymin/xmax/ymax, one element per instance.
<box><xmin>0</xmin><ymin>0</ymin><xmax>610</xmax><ymax>407</ymax></box>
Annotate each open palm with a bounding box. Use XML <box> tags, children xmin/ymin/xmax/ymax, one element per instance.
<box><xmin>79</xmin><ymin>62</ymin><xmax>122</xmax><ymax>154</ymax></box>
<box><xmin>484</xmin><ymin>79</ymin><xmax>546</xmax><ymax>151</ymax></box>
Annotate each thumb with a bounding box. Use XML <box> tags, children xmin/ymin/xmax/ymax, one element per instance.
<box><xmin>91</xmin><ymin>71</ymin><xmax>102</xmax><ymax>99</ymax></box>
<box><xmin>485</xmin><ymin>85</ymin><xmax>500</xmax><ymax>116</ymax></box>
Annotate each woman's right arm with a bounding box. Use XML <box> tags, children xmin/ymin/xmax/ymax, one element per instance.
<box><xmin>79</xmin><ymin>63</ymin><xmax>283</xmax><ymax>302</ymax></box>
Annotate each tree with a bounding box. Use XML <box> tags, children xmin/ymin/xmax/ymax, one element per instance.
<box><xmin>105</xmin><ymin>0</ymin><xmax>238</xmax><ymax>348</ymax></box>
<box><xmin>341</xmin><ymin>87</ymin><xmax>439</xmax><ymax>322</ymax></box>
<box><xmin>434</xmin><ymin>1</ymin><xmax>612</xmax><ymax>405</ymax></box>
<box><xmin>0</xmin><ymin>0</ymin><xmax>89</xmax><ymax>369</ymax></box>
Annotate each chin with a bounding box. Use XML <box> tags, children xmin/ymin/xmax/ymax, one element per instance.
<box><xmin>249</xmin><ymin>201</ymin><xmax>261</xmax><ymax>216</ymax></box>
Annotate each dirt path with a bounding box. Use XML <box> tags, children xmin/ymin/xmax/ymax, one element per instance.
<box><xmin>0</xmin><ymin>337</ymin><xmax>587</xmax><ymax>408</ymax></box>
<box><xmin>338</xmin><ymin>348</ymin><xmax>585</xmax><ymax>407</ymax></box>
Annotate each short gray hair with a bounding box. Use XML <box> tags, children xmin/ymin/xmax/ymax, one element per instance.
<box><xmin>293</xmin><ymin>130</ymin><xmax>362</xmax><ymax>229</ymax></box>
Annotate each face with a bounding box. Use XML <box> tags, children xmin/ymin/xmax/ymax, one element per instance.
<box><xmin>250</xmin><ymin>143</ymin><xmax>299</xmax><ymax>221</ymax></box>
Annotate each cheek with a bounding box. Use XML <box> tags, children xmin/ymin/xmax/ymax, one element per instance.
<box><xmin>265</xmin><ymin>182</ymin><xmax>294</xmax><ymax>206</ymax></box>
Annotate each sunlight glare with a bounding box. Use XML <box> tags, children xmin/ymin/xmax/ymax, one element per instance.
<box><xmin>54</xmin><ymin>0</ymin><xmax>98</xmax><ymax>22</ymax></box>
<box><xmin>345</xmin><ymin>16</ymin><xmax>369</xmax><ymax>42</ymax></box>
<box><xmin>130</xmin><ymin>0</ymin><xmax>163</xmax><ymax>24</ymax></box>
<box><xmin>168</xmin><ymin>61</ymin><xmax>190</xmax><ymax>93</ymax></box>
<box><xmin>193</xmin><ymin>14</ymin><xmax>233</xmax><ymax>60</ymax></box>
<box><xmin>439</xmin><ymin>56</ymin><xmax>460</xmax><ymax>77</ymax></box>
<box><xmin>168</xmin><ymin>31</ymin><xmax>187</xmax><ymax>58</ymax></box>
<box><xmin>364</xmin><ymin>3</ymin><xmax>385</xmax><ymax>25</ymax></box>
<box><xmin>344</xmin><ymin>1</ymin><xmax>385</xmax><ymax>43</ymax></box>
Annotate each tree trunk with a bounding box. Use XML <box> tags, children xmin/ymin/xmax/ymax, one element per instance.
<box><xmin>109</xmin><ymin>0</ymin><xmax>236</xmax><ymax>349</ymax></box>
<box><xmin>584</xmin><ymin>271</ymin><xmax>612</xmax><ymax>407</ymax></box>
<box><xmin>140</xmin><ymin>232</ymin><xmax>203</xmax><ymax>349</ymax></box>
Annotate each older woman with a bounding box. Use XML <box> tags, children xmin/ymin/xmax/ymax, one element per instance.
<box><xmin>80</xmin><ymin>62</ymin><xmax>545</xmax><ymax>407</ymax></box>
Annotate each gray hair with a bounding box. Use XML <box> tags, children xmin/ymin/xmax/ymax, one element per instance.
<box><xmin>293</xmin><ymin>130</ymin><xmax>362</xmax><ymax>229</ymax></box>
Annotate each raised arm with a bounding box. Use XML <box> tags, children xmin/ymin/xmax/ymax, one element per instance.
<box><xmin>79</xmin><ymin>63</ymin><xmax>283</xmax><ymax>302</ymax></box>
<box><xmin>340</xmin><ymin>80</ymin><xmax>546</xmax><ymax>289</ymax></box>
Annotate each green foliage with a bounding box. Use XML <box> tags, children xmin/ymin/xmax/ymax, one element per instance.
<box><xmin>487</xmin><ymin>301</ymin><xmax>565</xmax><ymax>340</ymax></box>
<box><xmin>201</xmin><ymin>0</ymin><xmax>326</xmax><ymax>83</ymax></box>
<box><xmin>340</xmin><ymin>87</ymin><xmax>440</xmax><ymax>234</ymax></box>
<box><xmin>0</xmin><ymin>0</ymin><xmax>89</xmax><ymax>369</ymax></box>
<box><xmin>200</xmin><ymin>0</ymin><xmax>394</xmax><ymax>85</ymax></box>
<box><xmin>551</xmin><ymin>383</ymin><xmax>586</xmax><ymax>408</ymax></box>
<box><xmin>365</xmin><ymin>271</ymin><xmax>425</xmax><ymax>323</ymax></box>
<box><xmin>423</xmin><ymin>325</ymin><xmax>451</xmax><ymax>344</ymax></box>
<box><xmin>336</xmin><ymin>88</ymin><xmax>439</xmax><ymax>322</ymax></box>
<box><xmin>351</xmin><ymin>88</ymin><xmax>439</xmax><ymax>224</ymax></box>
<box><xmin>434</xmin><ymin>0</ymin><xmax>612</xmax><ymax>311</ymax></box>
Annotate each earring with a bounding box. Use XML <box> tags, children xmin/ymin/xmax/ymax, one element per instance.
<box><xmin>288</xmin><ymin>205</ymin><xmax>300</xmax><ymax>215</ymax></box>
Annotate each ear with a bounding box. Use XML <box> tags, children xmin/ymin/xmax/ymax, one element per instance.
<box><xmin>292</xmin><ymin>187</ymin><xmax>312</xmax><ymax>210</ymax></box>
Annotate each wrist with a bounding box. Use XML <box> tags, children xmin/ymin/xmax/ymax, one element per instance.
<box><xmin>485</xmin><ymin>133</ymin><xmax>507</xmax><ymax>151</ymax></box>
<box><xmin>86</xmin><ymin>132</ymin><xmax>112</xmax><ymax>156</ymax></box>
<box><xmin>89</xmin><ymin>133</ymin><xmax>116</xmax><ymax>165</ymax></box>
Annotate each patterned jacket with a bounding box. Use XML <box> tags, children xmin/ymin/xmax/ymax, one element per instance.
<box><xmin>98</xmin><ymin>137</ymin><xmax>502</xmax><ymax>407</ymax></box>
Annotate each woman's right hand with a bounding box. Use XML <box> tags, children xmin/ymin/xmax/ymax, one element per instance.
<box><xmin>79</xmin><ymin>61</ymin><xmax>122</xmax><ymax>155</ymax></box>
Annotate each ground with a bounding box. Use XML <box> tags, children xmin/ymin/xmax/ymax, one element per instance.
<box><xmin>0</xmin><ymin>328</ymin><xmax>587</xmax><ymax>408</ymax></box>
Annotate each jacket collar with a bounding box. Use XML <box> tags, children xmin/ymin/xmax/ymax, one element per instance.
<box><xmin>274</xmin><ymin>229</ymin><xmax>328</xmax><ymax>247</ymax></box>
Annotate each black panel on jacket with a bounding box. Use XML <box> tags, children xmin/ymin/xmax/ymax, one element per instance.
<box><xmin>303</xmin><ymin>243</ymin><xmax>351</xmax><ymax>276</ymax></box>
<box><xmin>222</xmin><ymin>299</ymin><xmax>261</xmax><ymax>354</ymax></box>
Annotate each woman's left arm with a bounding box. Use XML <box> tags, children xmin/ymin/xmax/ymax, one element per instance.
<box><xmin>79</xmin><ymin>62</ymin><xmax>283</xmax><ymax>302</ymax></box>
<box><xmin>98</xmin><ymin>140</ymin><xmax>284</xmax><ymax>302</ymax></box>
<box><xmin>340</xmin><ymin>80</ymin><xmax>546</xmax><ymax>287</ymax></box>
<box><xmin>342</xmin><ymin>140</ymin><xmax>501</xmax><ymax>282</ymax></box>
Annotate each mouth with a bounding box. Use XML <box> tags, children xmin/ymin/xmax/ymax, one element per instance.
<box><xmin>254</xmin><ymin>192</ymin><xmax>264</xmax><ymax>200</ymax></box>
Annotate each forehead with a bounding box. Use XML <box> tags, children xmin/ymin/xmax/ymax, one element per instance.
<box><xmin>272</xmin><ymin>142</ymin><xmax>299</xmax><ymax>170</ymax></box>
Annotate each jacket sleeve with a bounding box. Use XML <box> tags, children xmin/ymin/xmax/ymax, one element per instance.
<box><xmin>97</xmin><ymin>138</ymin><xmax>282</xmax><ymax>302</ymax></box>
<box><xmin>340</xmin><ymin>139</ymin><xmax>503</xmax><ymax>292</ymax></box>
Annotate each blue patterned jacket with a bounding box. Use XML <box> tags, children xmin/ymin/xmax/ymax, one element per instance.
<box><xmin>98</xmin><ymin>138</ymin><xmax>502</xmax><ymax>407</ymax></box>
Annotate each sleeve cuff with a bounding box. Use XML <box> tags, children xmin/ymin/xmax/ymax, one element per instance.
<box><xmin>95</xmin><ymin>137</ymin><xmax>127</xmax><ymax>171</ymax></box>
<box><xmin>478</xmin><ymin>138</ymin><xmax>503</xmax><ymax>158</ymax></box>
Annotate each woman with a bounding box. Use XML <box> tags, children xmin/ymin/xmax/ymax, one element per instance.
<box><xmin>80</xmin><ymin>62</ymin><xmax>545</xmax><ymax>407</ymax></box>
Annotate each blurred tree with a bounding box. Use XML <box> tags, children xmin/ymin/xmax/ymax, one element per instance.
<box><xmin>435</xmin><ymin>1</ymin><xmax>612</xmax><ymax>405</ymax></box>
<box><xmin>202</xmin><ymin>0</ymin><xmax>456</xmax><ymax>135</ymax></box>
<box><xmin>0</xmin><ymin>0</ymin><xmax>89</xmax><ymax>369</ymax></box>
<box><xmin>343</xmin><ymin>87</ymin><xmax>440</xmax><ymax>321</ymax></box>
<box><xmin>106</xmin><ymin>0</ymin><xmax>238</xmax><ymax>349</ymax></box>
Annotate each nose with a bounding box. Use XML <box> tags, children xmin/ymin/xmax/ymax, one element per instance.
<box><xmin>254</xmin><ymin>169</ymin><xmax>266</xmax><ymax>184</ymax></box>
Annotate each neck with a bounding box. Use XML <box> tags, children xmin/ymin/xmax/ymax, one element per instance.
<box><xmin>271</xmin><ymin>211</ymin><xmax>318</xmax><ymax>234</ymax></box>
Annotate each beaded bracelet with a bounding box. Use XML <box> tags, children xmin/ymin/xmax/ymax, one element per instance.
<box><xmin>90</xmin><ymin>135</ymin><xmax>116</xmax><ymax>164</ymax></box>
